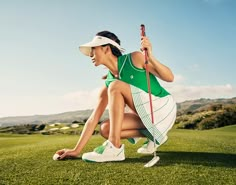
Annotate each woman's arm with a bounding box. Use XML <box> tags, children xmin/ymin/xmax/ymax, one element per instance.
<box><xmin>58</xmin><ymin>85</ymin><xmax>108</xmax><ymax>159</ymax></box>
<box><xmin>131</xmin><ymin>36</ymin><xmax>174</xmax><ymax>82</ymax></box>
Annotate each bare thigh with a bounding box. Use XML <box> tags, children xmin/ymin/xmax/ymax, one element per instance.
<box><xmin>101</xmin><ymin>112</ymin><xmax>146</xmax><ymax>132</ymax></box>
<box><xmin>108</xmin><ymin>80</ymin><xmax>137</xmax><ymax>113</ymax></box>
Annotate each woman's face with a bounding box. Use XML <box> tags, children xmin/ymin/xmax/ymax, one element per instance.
<box><xmin>89</xmin><ymin>46</ymin><xmax>106</xmax><ymax>66</ymax></box>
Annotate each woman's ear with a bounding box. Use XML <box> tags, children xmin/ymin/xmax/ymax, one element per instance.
<box><xmin>104</xmin><ymin>45</ymin><xmax>111</xmax><ymax>54</ymax></box>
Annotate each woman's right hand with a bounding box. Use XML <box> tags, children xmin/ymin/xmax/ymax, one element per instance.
<box><xmin>55</xmin><ymin>149</ymin><xmax>79</xmax><ymax>160</ymax></box>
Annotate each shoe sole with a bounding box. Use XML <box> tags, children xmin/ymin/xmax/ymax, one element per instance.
<box><xmin>82</xmin><ymin>156</ymin><xmax>125</xmax><ymax>163</ymax></box>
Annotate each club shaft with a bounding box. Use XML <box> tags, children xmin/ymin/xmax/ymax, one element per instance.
<box><xmin>141</xmin><ymin>25</ymin><xmax>157</xmax><ymax>162</ymax></box>
<box><xmin>140</xmin><ymin>24</ymin><xmax>154</xmax><ymax>124</ymax></box>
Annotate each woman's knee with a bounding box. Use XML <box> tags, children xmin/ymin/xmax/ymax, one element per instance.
<box><xmin>108</xmin><ymin>81</ymin><xmax>121</xmax><ymax>95</ymax></box>
<box><xmin>100</xmin><ymin>121</ymin><xmax>110</xmax><ymax>138</ymax></box>
<box><xmin>108</xmin><ymin>80</ymin><xmax>129</xmax><ymax>95</ymax></box>
<box><xmin>108</xmin><ymin>80</ymin><xmax>135</xmax><ymax>111</ymax></box>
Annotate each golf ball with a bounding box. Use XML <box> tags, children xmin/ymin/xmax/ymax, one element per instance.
<box><xmin>53</xmin><ymin>153</ymin><xmax>60</xmax><ymax>161</ymax></box>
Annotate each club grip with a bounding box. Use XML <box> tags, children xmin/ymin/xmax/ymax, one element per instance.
<box><xmin>140</xmin><ymin>24</ymin><xmax>148</xmax><ymax>64</ymax></box>
<box><xmin>140</xmin><ymin>24</ymin><xmax>146</xmax><ymax>37</ymax></box>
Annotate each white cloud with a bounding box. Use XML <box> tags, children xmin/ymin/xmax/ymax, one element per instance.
<box><xmin>0</xmin><ymin>88</ymin><xmax>102</xmax><ymax>118</ymax></box>
<box><xmin>160</xmin><ymin>74</ymin><xmax>235</xmax><ymax>102</ymax></box>
<box><xmin>62</xmin><ymin>82</ymin><xmax>235</xmax><ymax>110</ymax></box>
<box><xmin>173</xmin><ymin>74</ymin><xmax>186</xmax><ymax>84</ymax></box>
<box><xmin>62</xmin><ymin>88</ymin><xmax>101</xmax><ymax>110</ymax></box>
<box><xmin>0</xmin><ymin>82</ymin><xmax>235</xmax><ymax>118</ymax></box>
<box><xmin>165</xmin><ymin>83</ymin><xmax>235</xmax><ymax>102</ymax></box>
<box><xmin>0</xmin><ymin>95</ymin><xmax>64</xmax><ymax>117</ymax></box>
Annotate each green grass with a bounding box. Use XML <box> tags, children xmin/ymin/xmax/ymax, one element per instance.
<box><xmin>0</xmin><ymin>126</ymin><xmax>236</xmax><ymax>185</ymax></box>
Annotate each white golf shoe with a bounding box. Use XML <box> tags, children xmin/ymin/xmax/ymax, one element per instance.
<box><xmin>137</xmin><ymin>136</ymin><xmax>168</xmax><ymax>154</ymax></box>
<box><xmin>82</xmin><ymin>140</ymin><xmax>125</xmax><ymax>162</ymax></box>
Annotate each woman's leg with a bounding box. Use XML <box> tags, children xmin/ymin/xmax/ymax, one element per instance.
<box><xmin>100</xmin><ymin>112</ymin><xmax>146</xmax><ymax>139</ymax></box>
<box><xmin>107</xmin><ymin>80</ymin><xmax>144</xmax><ymax>148</ymax></box>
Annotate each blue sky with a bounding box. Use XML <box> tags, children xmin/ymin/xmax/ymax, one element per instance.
<box><xmin>0</xmin><ymin>0</ymin><xmax>235</xmax><ymax>117</ymax></box>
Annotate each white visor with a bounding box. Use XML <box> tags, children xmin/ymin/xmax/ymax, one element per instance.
<box><xmin>79</xmin><ymin>36</ymin><xmax>125</xmax><ymax>56</ymax></box>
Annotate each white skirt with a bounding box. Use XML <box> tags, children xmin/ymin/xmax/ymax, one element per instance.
<box><xmin>131</xmin><ymin>85</ymin><xmax>177</xmax><ymax>144</ymax></box>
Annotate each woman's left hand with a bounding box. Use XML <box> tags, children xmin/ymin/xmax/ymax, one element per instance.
<box><xmin>140</xmin><ymin>36</ymin><xmax>153</xmax><ymax>60</ymax></box>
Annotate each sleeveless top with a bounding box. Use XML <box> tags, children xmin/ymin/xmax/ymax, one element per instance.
<box><xmin>105</xmin><ymin>53</ymin><xmax>170</xmax><ymax>97</ymax></box>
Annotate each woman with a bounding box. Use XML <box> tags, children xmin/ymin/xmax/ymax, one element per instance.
<box><xmin>55</xmin><ymin>30</ymin><xmax>177</xmax><ymax>162</ymax></box>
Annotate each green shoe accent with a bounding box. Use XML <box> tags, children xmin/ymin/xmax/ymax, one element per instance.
<box><xmin>143</xmin><ymin>139</ymin><xmax>149</xmax><ymax>145</ymax></box>
<box><xmin>127</xmin><ymin>138</ymin><xmax>136</xmax><ymax>144</ymax></box>
<box><xmin>82</xmin><ymin>140</ymin><xmax>125</xmax><ymax>162</ymax></box>
<box><xmin>82</xmin><ymin>158</ymin><xmax>96</xmax><ymax>163</ymax></box>
<box><xmin>127</xmin><ymin>137</ymin><xmax>141</xmax><ymax>145</ymax></box>
<box><xmin>142</xmin><ymin>139</ymin><xmax>149</xmax><ymax>148</ymax></box>
<box><xmin>93</xmin><ymin>144</ymin><xmax>106</xmax><ymax>154</ymax></box>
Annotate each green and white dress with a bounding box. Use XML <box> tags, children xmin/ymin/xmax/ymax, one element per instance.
<box><xmin>105</xmin><ymin>53</ymin><xmax>177</xmax><ymax>144</ymax></box>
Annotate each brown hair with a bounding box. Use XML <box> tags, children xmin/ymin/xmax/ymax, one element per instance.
<box><xmin>96</xmin><ymin>31</ymin><xmax>122</xmax><ymax>57</ymax></box>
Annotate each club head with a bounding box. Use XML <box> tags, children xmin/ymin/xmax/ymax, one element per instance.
<box><xmin>144</xmin><ymin>156</ymin><xmax>160</xmax><ymax>168</ymax></box>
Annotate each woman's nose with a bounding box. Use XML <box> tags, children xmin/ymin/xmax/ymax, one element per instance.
<box><xmin>89</xmin><ymin>48</ymin><xmax>94</xmax><ymax>57</ymax></box>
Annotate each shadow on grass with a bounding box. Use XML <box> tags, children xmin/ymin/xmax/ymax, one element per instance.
<box><xmin>57</xmin><ymin>151</ymin><xmax>236</xmax><ymax>168</ymax></box>
<box><xmin>124</xmin><ymin>151</ymin><xmax>236</xmax><ymax>168</ymax></box>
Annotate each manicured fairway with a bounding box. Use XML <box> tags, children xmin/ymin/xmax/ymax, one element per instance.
<box><xmin>0</xmin><ymin>126</ymin><xmax>235</xmax><ymax>185</ymax></box>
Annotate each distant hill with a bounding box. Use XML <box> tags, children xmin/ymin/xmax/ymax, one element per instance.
<box><xmin>0</xmin><ymin>97</ymin><xmax>235</xmax><ymax>128</ymax></box>
<box><xmin>175</xmin><ymin>97</ymin><xmax>236</xmax><ymax>130</ymax></box>
<box><xmin>177</xmin><ymin>97</ymin><xmax>236</xmax><ymax>116</ymax></box>
<box><xmin>0</xmin><ymin>110</ymin><xmax>109</xmax><ymax>127</ymax></box>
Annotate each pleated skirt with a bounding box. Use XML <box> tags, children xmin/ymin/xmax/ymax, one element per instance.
<box><xmin>131</xmin><ymin>85</ymin><xmax>177</xmax><ymax>144</ymax></box>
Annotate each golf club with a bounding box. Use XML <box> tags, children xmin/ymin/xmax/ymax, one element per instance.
<box><xmin>140</xmin><ymin>24</ymin><xmax>160</xmax><ymax>167</ymax></box>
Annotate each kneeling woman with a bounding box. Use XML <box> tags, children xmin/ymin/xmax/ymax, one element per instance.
<box><xmin>55</xmin><ymin>30</ymin><xmax>177</xmax><ymax>162</ymax></box>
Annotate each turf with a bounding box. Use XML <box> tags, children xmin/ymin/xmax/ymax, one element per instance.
<box><xmin>0</xmin><ymin>125</ymin><xmax>235</xmax><ymax>185</ymax></box>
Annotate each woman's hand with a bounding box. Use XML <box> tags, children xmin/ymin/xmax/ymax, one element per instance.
<box><xmin>55</xmin><ymin>149</ymin><xmax>78</xmax><ymax>160</ymax></box>
<box><xmin>140</xmin><ymin>36</ymin><xmax>174</xmax><ymax>82</ymax></box>
<box><xmin>140</xmin><ymin>36</ymin><xmax>154</xmax><ymax>61</ymax></box>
